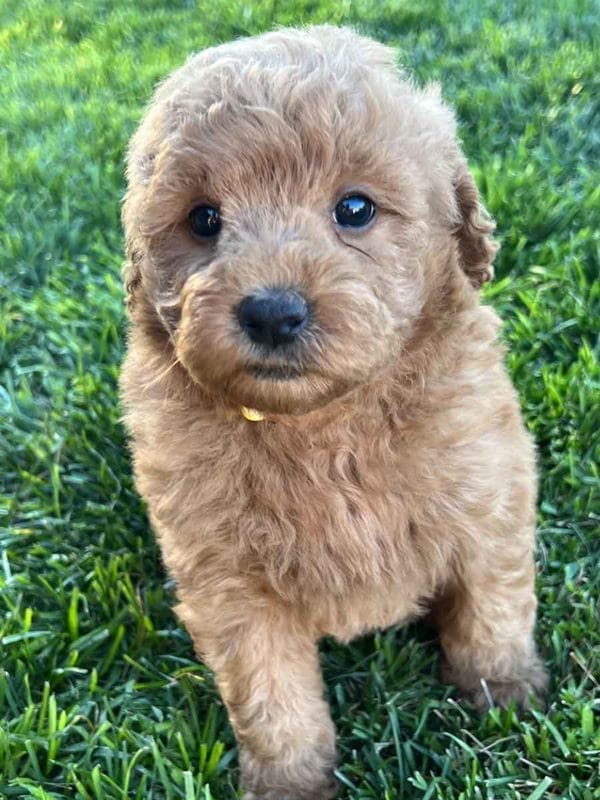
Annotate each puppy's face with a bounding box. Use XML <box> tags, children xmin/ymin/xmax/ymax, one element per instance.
<box><xmin>123</xmin><ymin>27</ymin><xmax>495</xmax><ymax>414</ymax></box>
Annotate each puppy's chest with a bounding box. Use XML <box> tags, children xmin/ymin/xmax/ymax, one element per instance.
<box><xmin>228</xmin><ymin>423</ymin><xmax>417</xmax><ymax>595</ymax></box>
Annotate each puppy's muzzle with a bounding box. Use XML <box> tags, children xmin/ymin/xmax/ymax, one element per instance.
<box><xmin>238</xmin><ymin>289</ymin><xmax>309</xmax><ymax>350</ymax></box>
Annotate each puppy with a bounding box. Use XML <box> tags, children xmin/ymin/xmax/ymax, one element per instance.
<box><xmin>120</xmin><ymin>25</ymin><xmax>546</xmax><ymax>799</ymax></box>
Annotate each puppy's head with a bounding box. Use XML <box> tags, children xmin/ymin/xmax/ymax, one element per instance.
<box><xmin>123</xmin><ymin>26</ymin><xmax>496</xmax><ymax>414</ymax></box>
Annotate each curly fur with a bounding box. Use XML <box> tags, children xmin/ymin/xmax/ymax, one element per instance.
<box><xmin>120</xmin><ymin>26</ymin><xmax>546</xmax><ymax>799</ymax></box>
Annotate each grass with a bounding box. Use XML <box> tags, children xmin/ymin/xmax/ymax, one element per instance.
<box><xmin>1</xmin><ymin>0</ymin><xmax>599</xmax><ymax>797</ymax></box>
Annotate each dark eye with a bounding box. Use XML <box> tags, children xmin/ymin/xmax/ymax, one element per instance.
<box><xmin>189</xmin><ymin>205</ymin><xmax>221</xmax><ymax>238</ymax></box>
<box><xmin>333</xmin><ymin>194</ymin><xmax>376</xmax><ymax>228</ymax></box>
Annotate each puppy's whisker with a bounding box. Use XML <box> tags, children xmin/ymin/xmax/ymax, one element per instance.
<box><xmin>142</xmin><ymin>354</ymin><xmax>182</xmax><ymax>390</ymax></box>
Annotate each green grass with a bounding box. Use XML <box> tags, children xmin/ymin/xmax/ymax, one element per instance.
<box><xmin>1</xmin><ymin>0</ymin><xmax>599</xmax><ymax>797</ymax></box>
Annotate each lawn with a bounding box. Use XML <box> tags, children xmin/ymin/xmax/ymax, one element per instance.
<box><xmin>1</xmin><ymin>0</ymin><xmax>599</xmax><ymax>798</ymax></box>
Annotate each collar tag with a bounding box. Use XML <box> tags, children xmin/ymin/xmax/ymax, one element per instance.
<box><xmin>241</xmin><ymin>406</ymin><xmax>266</xmax><ymax>422</ymax></box>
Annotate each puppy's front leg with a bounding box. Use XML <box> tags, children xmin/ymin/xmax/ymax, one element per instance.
<box><xmin>176</xmin><ymin>594</ymin><xmax>337</xmax><ymax>800</ymax></box>
<box><xmin>434</xmin><ymin>539</ymin><xmax>547</xmax><ymax>710</ymax></box>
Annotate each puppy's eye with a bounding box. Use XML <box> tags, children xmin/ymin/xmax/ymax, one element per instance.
<box><xmin>333</xmin><ymin>194</ymin><xmax>376</xmax><ymax>229</ymax></box>
<box><xmin>189</xmin><ymin>205</ymin><xmax>221</xmax><ymax>238</ymax></box>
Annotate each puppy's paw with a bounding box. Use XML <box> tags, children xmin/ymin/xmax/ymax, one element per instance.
<box><xmin>444</xmin><ymin>657</ymin><xmax>548</xmax><ymax>711</ymax></box>
<box><xmin>242</xmin><ymin>778</ymin><xmax>337</xmax><ymax>800</ymax></box>
<box><xmin>240</xmin><ymin>747</ymin><xmax>337</xmax><ymax>800</ymax></box>
<box><xmin>468</xmin><ymin>669</ymin><xmax>548</xmax><ymax>712</ymax></box>
<box><xmin>242</xmin><ymin>775</ymin><xmax>337</xmax><ymax>800</ymax></box>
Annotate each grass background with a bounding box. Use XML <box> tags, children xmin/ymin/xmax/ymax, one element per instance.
<box><xmin>1</xmin><ymin>0</ymin><xmax>599</xmax><ymax>797</ymax></box>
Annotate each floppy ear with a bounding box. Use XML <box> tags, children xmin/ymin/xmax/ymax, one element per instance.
<box><xmin>121</xmin><ymin>141</ymin><xmax>157</xmax><ymax>311</ymax></box>
<box><xmin>452</xmin><ymin>161</ymin><xmax>498</xmax><ymax>288</ymax></box>
<box><xmin>121</xmin><ymin>174</ymin><xmax>146</xmax><ymax>310</ymax></box>
<box><xmin>121</xmin><ymin>234</ymin><xmax>143</xmax><ymax>310</ymax></box>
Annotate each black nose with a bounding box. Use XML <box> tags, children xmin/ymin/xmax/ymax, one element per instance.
<box><xmin>238</xmin><ymin>290</ymin><xmax>309</xmax><ymax>348</ymax></box>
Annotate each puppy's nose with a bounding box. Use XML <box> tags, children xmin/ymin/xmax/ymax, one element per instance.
<box><xmin>238</xmin><ymin>290</ymin><xmax>308</xmax><ymax>348</ymax></box>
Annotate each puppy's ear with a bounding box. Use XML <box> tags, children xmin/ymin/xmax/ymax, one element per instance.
<box><xmin>121</xmin><ymin>235</ymin><xmax>143</xmax><ymax>310</ymax></box>
<box><xmin>121</xmin><ymin>143</ymin><xmax>156</xmax><ymax>310</ymax></box>
<box><xmin>452</xmin><ymin>161</ymin><xmax>498</xmax><ymax>288</ymax></box>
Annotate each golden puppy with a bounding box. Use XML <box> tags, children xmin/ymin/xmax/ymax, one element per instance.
<box><xmin>120</xmin><ymin>25</ymin><xmax>546</xmax><ymax>799</ymax></box>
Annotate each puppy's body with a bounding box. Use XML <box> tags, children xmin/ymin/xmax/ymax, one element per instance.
<box><xmin>121</xmin><ymin>26</ymin><xmax>546</xmax><ymax>799</ymax></box>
